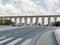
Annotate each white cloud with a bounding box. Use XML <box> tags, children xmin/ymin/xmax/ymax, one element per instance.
<box><xmin>9</xmin><ymin>0</ymin><xmax>47</xmax><ymax>15</ymax></box>
<box><xmin>0</xmin><ymin>0</ymin><xmax>59</xmax><ymax>16</ymax></box>
<box><xmin>44</xmin><ymin>0</ymin><xmax>59</xmax><ymax>14</ymax></box>
<box><xmin>4</xmin><ymin>4</ymin><xmax>17</xmax><ymax>15</ymax></box>
<box><xmin>0</xmin><ymin>3</ymin><xmax>22</xmax><ymax>16</ymax></box>
<box><xmin>0</xmin><ymin>0</ymin><xmax>2</xmax><ymax>3</ymax></box>
<box><xmin>55</xmin><ymin>9</ymin><xmax>60</xmax><ymax>15</ymax></box>
<box><xmin>45</xmin><ymin>0</ymin><xmax>59</xmax><ymax>7</ymax></box>
<box><xmin>0</xmin><ymin>3</ymin><xmax>5</xmax><ymax>15</ymax></box>
<box><xmin>0</xmin><ymin>3</ymin><xmax>4</xmax><ymax>12</ymax></box>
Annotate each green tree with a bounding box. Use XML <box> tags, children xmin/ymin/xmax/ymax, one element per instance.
<box><xmin>3</xmin><ymin>19</ymin><xmax>14</xmax><ymax>25</ymax></box>
<box><xmin>34</xmin><ymin>22</ymin><xmax>41</xmax><ymax>26</ymax></box>
<box><xmin>0</xmin><ymin>18</ymin><xmax>3</xmax><ymax>25</ymax></box>
<box><xmin>38</xmin><ymin>23</ymin><xmax>41</xmax><ymax>26</ymax></box>
<box><xmin>52</xmin><ymin>21</ymin><xmax>60</xmax><ymax>27</ymax></box>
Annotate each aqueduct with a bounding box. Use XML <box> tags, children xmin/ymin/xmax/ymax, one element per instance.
<box><xmin>0</xmin><ymin>15</ymin><xmax>60</xmax><ymax>26</ymax></box>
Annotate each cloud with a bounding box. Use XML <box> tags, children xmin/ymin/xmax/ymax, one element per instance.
<box><xmin>45</xmin><ymin>0</ymin><xmax>59</xmax><ymax>7</ymax></box>
<box><xmin>4</xmin><ymin>4</ymin><xmax>17</xmax><ymax>15</ymax></box>
<box><xmin>0</xmin><ymin>0</ymin><xmax>2</xmax><ymax>2</ymax></box>
<box><xmin>55</xmin><ymin>9</ymin><xmax>60</xmax><ymax>15</ymax></box>
<box><xmin>0</xmin><ymin>0</ymin><xmax>59</xmax><ymax>16</ymax></box>
<box><xmin>9</xmin><ymin>0</ymin><xmax>47</xmax><ymax>15</ymax></box>
<box><xmin>0</xmin><ymin>3</ymin><xmax>22</xmax><ymax>16</ymax></box>
<box><xmin>44</xmin><ymin>0</ymin><xmax>59</xmax><ymax>14</ymax></box>
<box><xmin>0</xmin><ymin>3</ymin><xmax>5</xmax><ymax>15</ymax></box>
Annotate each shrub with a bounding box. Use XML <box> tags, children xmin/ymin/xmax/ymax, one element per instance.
<box><xmin>3</xmin><ymin>19</ymin><xmax>14</xmax><ymax>25</ymax></box>
<box><xmin>38</xmin><ymin>23</ymin><xmax>41</xmax><ymax>26</ymax></box>
<box><xmin>0</xmin><ymin>18</ymin><xmax>3</xmax><ymax>25</ymax></box>
<box><xmin>34</xmin><ymin>22</ymin><xmax>41</xmax><ymax>26</ymax></box>
<box><xmin>52</xmin><ymin>21</ymin><xmax>60</xmax><ymax>27</ymax></box>
<box><xmin>0</xmin><ymin>18</ymin><xmax>15</xmax><ymax>25</ymax></box>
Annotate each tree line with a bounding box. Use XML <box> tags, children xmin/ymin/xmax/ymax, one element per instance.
<box><xmin>0</xmin><ymin>18</ymin><xmax>14</xmax><ymax>25</ymax></box>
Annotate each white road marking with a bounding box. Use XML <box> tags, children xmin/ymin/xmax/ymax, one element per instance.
<box><xmin>0</xmin><ymin>37</ymin><xmax>14</xmax><ymax>44</ymax></box>
<box><xmin>0</xmin><ymin>36</ymin><xmax>6</xmax><ymax>40</ymax></box>
<box><xmin>6</xmin><ymin>38</ymin><xmax>23</xmax><ymax>45</ymax></box>
<box><xmin>0</xmin><ymin>34</ymin><xmax>11</xmax><ymax>40</ymax></box>
<box><xmin>20</xmin><ymin>39</ymin><xmax>32</xmax><ymax>45</ymax></box>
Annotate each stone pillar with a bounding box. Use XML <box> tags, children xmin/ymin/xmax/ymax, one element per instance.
<box><xmin>3</xmin><ymin>18</ymin><xmax>7</xmax><ymax>25</ymax></box>
<box><xmin>3</xmin><ymin>18</ymin><xmax>5</xmax><ymax>24</ymax></box>
<box><xmin>25</xmin><ymin>17</ymin><xmax>27</xmax><ymax>26</ymax></box>
<box><xmin>42</xmin><ymin>17</ymin><xmax>44</xmax><ymax>26</ymax></box>
<box><xmin>36</xmin><ymin>17</ymin><xmax>38</xmax><ymax>25</ymax></box>
<box><xmin>9</xmin><ymin>18</ymin><xmax>12</xmax><ymax>21</ymax></box>
<box><xmin>54</xmin><ymin>17</ymin><xmax>57</xmax><ymax>22</ymax></box>
<box><xmin>48</xmin><ymin>17</ymin><xmax>50</xmax><ymax>26</ymax></box>
<box><xmin>30</xmin><ymin>17</ymin><xmax>33</xmax><ymax>25</ymax></box>
<box><xmin>14</xmin><ymin>18</ymin><xmax>17</xmax><ymax>25</ymax></box>
<box><xmin>19</xmin><ymin>18</ymin><xmax>22</xmax><ymax>26</ymax></box>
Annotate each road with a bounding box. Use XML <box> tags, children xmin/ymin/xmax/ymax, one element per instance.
<box><xmin>0</xmin><ymin>26</ymin><xmax>54</xmax><ymax>45</ymax></box>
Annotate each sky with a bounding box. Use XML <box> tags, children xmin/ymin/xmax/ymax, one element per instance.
<box><xmin>0</xmin><ymin>0</ymin><xmax>60</xmax><ymax>16</ymax></box>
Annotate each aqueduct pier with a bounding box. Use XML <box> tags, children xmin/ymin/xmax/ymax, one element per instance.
<box><xmin>0</xmin><ymin>15</ymin><xmax>60</xmax><ymax>26</ymax></box>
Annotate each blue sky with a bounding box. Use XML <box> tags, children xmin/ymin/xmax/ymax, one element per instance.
<box><xmin>2</xmin><ymin>0</ymin><xmax>9</xmax><ymax>4</ymax></box>
<box><xmin>32</xmin><ymin>0</ymin><xmax>48</xmax><ymax>10</ymax></box>
<box><xmin>2</xmin><ymin>0</ymin><xmax>48</xmax><ymax>11</ymax></box>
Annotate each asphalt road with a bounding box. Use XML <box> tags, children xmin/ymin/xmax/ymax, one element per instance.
<box><xmin>0</xmin><ymin>26</ymin><xmax>55</xmax><ymax>45</ymax></box>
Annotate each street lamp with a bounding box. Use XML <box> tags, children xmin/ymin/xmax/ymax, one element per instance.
<box><xmin>13</xmin><ymin>1</ymin><xmax>22</xmax><ymax>26</ymax></box>
<box><xmin>14</xmin><ymin>1</ymin><xmax>22</xmax><ymax>16</ymax></box>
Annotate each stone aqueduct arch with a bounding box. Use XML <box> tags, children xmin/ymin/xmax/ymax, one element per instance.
<box><xmin>0</xmin><ymin>15</ymin><xmax>60</xmax><ymax>26</ymax></box>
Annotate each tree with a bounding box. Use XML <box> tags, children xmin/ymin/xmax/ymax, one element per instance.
<box><xmin>52</xmin><ymin>21</ymin><xmax>60</xmax><ymax>27</ymax></box>
<box><xmin>0</xmin><ymin>18</ymin><xmax>3</xmax><ymax>25</ymax></box>
<box><xmin>0</xmin><ymin>18</ymin><xmax>15</xmax><ymax>25</ymax></box>
<box><xmin>38</xmin><ymin>23</ymin><xmax>41</xmax><ymax>26</ymax></box>
<box><xmin>3</xmin><ymin>19</ymin><xmax>14</xmax><ymax>25</ymax></box>
<box><xmin>34</xmin><ymin>22</ymin><xmax>41</xmax><ymax>26</ymax></box>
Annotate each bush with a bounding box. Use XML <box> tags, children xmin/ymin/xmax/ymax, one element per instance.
<box><xmin>34</xmin><ymin>22</ymin><xmax>41</xmax><ymax>26</ymax></box>
<box><xmin>3</xmin><ymin>19</ymin><xmax>14</xmax><ymax>25</ymax></box>
<box><xmin>0</xmin><ymin>18</ymin><xmax>14</xmax><ymax>25</ymax></box>
<box><xmin>52</xmin><ymin>21</ymin><xmax>60</xmax><ymax>27</ymax></box>
<box><xmin>0</xmin><ymin>18</ymin><xmax>3</xmax><ymax>25</ymax></box>
<box><xmin>38</xmin><ymin>23</ymin><xmax>41</xmax><ymax>26</ymax></box>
